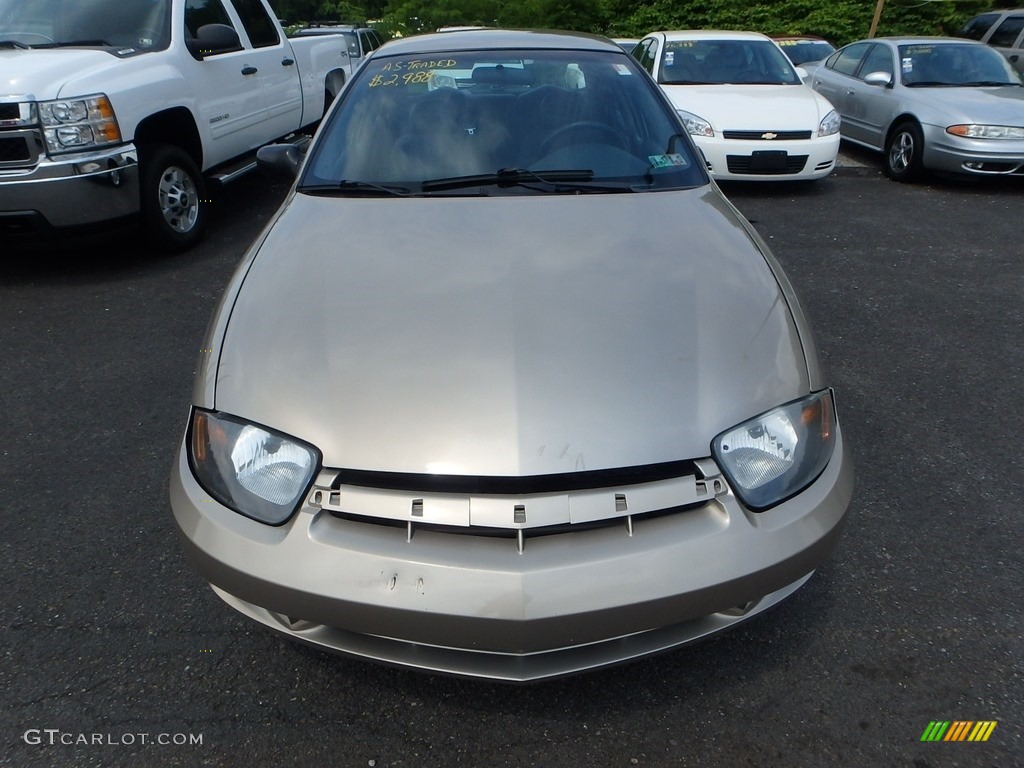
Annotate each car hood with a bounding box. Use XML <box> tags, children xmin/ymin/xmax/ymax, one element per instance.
<box><xmin>213</xmin><ymin>188</ymin><xmax>810</xmax><ymax>475</ymax></box>
<box><xmin>907</xmin><ymin>84</ymin><xmax>1024</xmax><ymax>123</ymax></box>
<box><xmin>0</xmin><ymin>49</ymin><xmax>122</xmax><ymax>99</ymax></box>
<box><xmin>662</xmin><ymin>84</ymin><xmax>833</xmax><ymax>129</ymax></box>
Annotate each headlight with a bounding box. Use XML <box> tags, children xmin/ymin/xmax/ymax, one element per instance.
<box><xmin>38</xmin><ymin>94</ymin><xmax>122</xmax><ymax>155</ymax></box>
<box><xmin>712</xmin><ymin>390</ymin><xmax>836</xmax><ymax>510</ymax></box>
<box><xmin>188</xmin><ymin>409</ymin><xmax>321</xmax><ymax>525</ymax></box>
<box><xmin>946</xmin><ymin>124</ymin><xmax>1024</xmax><ymax>140</ymax></box>
<box><xmin>676</xmin><ymin>109</ymin><xmax>714</xmax><ymax>138</ymax></box>
<box><xmin>818</xmin><ymin>109</ymin><xmax>841</xmax><ymax>137</ymax></box>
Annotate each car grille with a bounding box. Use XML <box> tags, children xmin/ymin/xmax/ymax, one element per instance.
<box><xmin>0</xmin><ymin>136</ymin><xmax>32</xmax><ymax>164</ymax></box>
<box><xmin>722</xmin><ymin>130</ymin><xmax>813</xmax><ymax>141</ymax></box>
<box><xmin>0</xmin><ymin>104</ymin><xmax>21</xmax><ymax>121</ymax></box>
<box><xmin>308</xmin><ymin>458</ymin><xmax>727</xmax><ymax>553</ymax></box>
<box><xmin>727</xmin><ymin>154</ymin><xmax>808</xmax><ymax>175</ymax></box>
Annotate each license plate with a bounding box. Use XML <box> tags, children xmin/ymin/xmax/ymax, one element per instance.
<box><xmin>750</xmin><ymin>150</ymin><xmax>788</xmax><ymax>170</ymax></box>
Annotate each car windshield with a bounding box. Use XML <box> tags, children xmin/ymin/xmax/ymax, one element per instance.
<box><xmin>300</xmin><ymin>47</ymin><xmax>707</xmax><ymax>195</ymax></box>
<box><xmin>899</xmin><ymin>42</ymin><xmax>1023</xmax><ymax>86</ymax></box>
<box><xmin>659</xmin><ymin>39</ymin><xmax>802</xmax><ymax>85</ymax></box>
<box><xmin>777</xmin><ymin>39</ymin><xmax>835</xmax><ymax>65</ymax></box>
<box><xmin>0</xmin><ymin>0</ymin><xmax>170</xmax><ymax>50</ymax></box>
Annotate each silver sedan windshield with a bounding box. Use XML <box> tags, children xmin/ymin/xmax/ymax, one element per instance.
<box><xmin>898</xmin><ymin>42</ymin><xmax>1023</xmax><ymax>86</ymax></box>
<box><xmin>301</xmin><ymin>48</ymin><xmax>706</xmax><ymax>193</ymax></box>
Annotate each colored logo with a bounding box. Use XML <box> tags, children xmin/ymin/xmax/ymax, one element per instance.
<box><xmin>920</xmin><ymin>721</ymin><xmax>997</xmax><ymax>742</ymax></box>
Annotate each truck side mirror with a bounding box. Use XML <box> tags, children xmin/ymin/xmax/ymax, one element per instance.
<box><xmin>187</xmin><ymin>24</ymin><xmax>242</xmax><ymax>60</ymax></box>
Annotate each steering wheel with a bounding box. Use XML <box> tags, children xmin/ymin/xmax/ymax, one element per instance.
<box><xmin>537</xmin><ymin>121</ymin><xmax>625</xmax><ymax>158</ymax></box>
<box><xmin>733</xmin><ymin>68</ymin><xmax>762</xmax><ymax>83</ymax></box>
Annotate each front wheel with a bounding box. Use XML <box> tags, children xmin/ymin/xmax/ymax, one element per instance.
<box><xmin>884</xmin><ymin>121</ymin><xmax>925</xmax><ymax>182</ymax></box>
<box><xmin>139</xmin><ymin>143</ymin><xmax>206</xmax><ymax>252</ymax></box>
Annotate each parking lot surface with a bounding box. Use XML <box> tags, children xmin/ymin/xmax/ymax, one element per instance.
<box><xmin>2</xmin><ymin>157</ymin><xmax>1021</xmax><ymax>767</ymax></box>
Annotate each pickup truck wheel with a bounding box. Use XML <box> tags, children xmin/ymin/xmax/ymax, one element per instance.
<box><xmin>140</xmin><ymin>144</ymin><xmax>206</xmax><ymax>252</ymax></box>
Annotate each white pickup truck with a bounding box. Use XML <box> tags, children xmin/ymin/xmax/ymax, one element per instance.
<box><xmin>0</xmin><ymin>0</ymin><xmax>357</xmax><ymax>250</ymax></box>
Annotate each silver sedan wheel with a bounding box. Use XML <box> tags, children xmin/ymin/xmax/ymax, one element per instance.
<box><xmin>888</xmin><ymin>131</ymin><xmax>915</xmax><ymax>173</ymax></box>
<box><xmin>158</xmin><ymin>165</ymin><xmax>200</xmax><ymax>234</ymax></box>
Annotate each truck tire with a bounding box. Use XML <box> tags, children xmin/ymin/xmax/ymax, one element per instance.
<box><xmin>139</xmin><ymin>143</ymin><xmax>206</xmax><ymax>251</ymax></box>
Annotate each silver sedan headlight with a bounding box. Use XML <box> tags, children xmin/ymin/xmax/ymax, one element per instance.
<box><xmin>946</xmin><ymin>124</ymin><xmax>1024</xmax><ymax>140</ymax></box>
<box><xmin>712</xmin><ymin>390</ymin><xmax>837</xmax><ymax>510</ymax></box>
<box><xmin>818</xmin><ymin>109</ymin><xmax>841</xmax><ymax>137</ymax></box>
<box><xmin>188</xmin><ymin>409</ymin><xmax>320</xmax><ymax>525</ymax></box>
<box><xmin>676</xmin><ymin>109</ymin><xmax>714</xmax><ymax>137</ymax></box>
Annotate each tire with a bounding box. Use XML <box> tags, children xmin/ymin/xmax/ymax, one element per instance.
<box><xmin>884</xmin><ymin>121</ymin><xmax>925</xmax><ymax>182</ymax></box>
<box><xmin>139</xmin><ymin>143</ymin><xmax>206</xmax><ymax>252</ymax></box>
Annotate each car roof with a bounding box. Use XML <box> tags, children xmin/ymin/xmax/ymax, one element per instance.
<box><xmin>377</xmin><ymin>29</ymin><xmax>621</xmax><ymax>56</ymax></box>
<box><xmin>860</xmin><ymin>36</ymin><xmax>990</xmax><ymax>46</ymax></box>
<box><xmin>652</xmin><ymin>30</ymin><xmax>774</xmax><ymax>42</ymax></box>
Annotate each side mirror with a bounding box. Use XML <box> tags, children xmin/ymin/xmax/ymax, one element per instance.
<box><xmin>257</xmin><ymin>144</ymin><xmax>303</xmax><ymax>181</ymax></box>
<box><xmin>187</xmin><ymin>23</ymin><xmax>241</xmax><ymax>59</ymax></box>
<box><xmin>863</xmin><ymin>70</ymin><xmax>893</xmax><ymax>87</ymax></box>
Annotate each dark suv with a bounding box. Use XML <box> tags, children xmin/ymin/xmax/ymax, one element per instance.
<box><xmin>958</xmin><ymin>9</ymin><xmax>1024</xmax><ymax>73</ymax></box>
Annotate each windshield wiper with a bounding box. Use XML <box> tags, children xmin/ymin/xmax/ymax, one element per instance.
<box><xmin>960</xmin><ymin>80</ymin><xmax>1020</xmax><ymax>87</ymax></box>
<box><xmin>0</xmin><ymin>39</ymin><xmax>31</xmax><ymax>49</ymax></box>
<box><xmin>421</xmin><ymin>168</ymin><xmax>637</xmax><ymax>194</ymax></box>
<box><xmin>905</xmin><ymin>81</ymin><xmax>951</xmax><ymax>88</ymax></box>
<box><xmin>40</xmin><ymin>39</ymin><xmax>112</xmax><ymax>47</ymax></box>
<box><xmin>301</xmin><ymin>180</ymin><xmax>414</xmax><ymax>197</ymax></box>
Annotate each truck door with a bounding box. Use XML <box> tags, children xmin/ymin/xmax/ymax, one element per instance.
<box><xmin>182</xmin><ymin>0</ymin><xmax>267</xmax><ymax>166</ymax></box>
<box><xmin>229</xmin><ymin>0</ymin><xmax>302</xmax><ymax>139</ymax></box>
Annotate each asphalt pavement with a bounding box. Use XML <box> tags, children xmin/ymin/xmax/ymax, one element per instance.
<box><xmin>1</xmin><ymin>154</ymin><xmax>1021</xmax><ymax>767</ymax></box>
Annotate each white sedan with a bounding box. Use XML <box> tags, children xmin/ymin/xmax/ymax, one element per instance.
<box><xmin>634</xmin><ymin>30</ymin><xmax>841</xmax><ymax>181</ymax></box>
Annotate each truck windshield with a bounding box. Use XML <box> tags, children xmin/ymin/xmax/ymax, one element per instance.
<box><xmin>0</xmin><ymin>0</ymin><xmax>171</xmax><ymax>51</ymax></box>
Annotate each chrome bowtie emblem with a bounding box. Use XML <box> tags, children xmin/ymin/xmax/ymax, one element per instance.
<box><xmin>761</xmin><ymin>132</ymin><xmax>778</xmax><ymax>140</ymax></box>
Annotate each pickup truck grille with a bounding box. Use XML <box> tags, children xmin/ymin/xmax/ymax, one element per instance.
<box><xmin>0</xmin><ymin>136</ymin><xmax>32</xmax><ymax>163</ymax></box>
<box><xmin>0</xmin><ymin>102</ymin><xmax>36</xmax><ymax>127</ymax></box>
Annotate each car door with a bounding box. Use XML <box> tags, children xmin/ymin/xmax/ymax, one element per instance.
<box><xmin>846</xmin><ymin>42</ymin><xmax>897</xmax><ymax>148</ymax></box>
<box><xmin>228</xmin><ymin>0</ymin><xmax>302</xmax><ymax>141</ymax></box>
<box><xmin>811</xmin><ymin>42</ymin><xmax>869</xmax><ymax>137</ymax></box>
<box><xmin>182</xmin><ymin>0</ymin><xmax>267</xmax><ymax>166</ymax></box>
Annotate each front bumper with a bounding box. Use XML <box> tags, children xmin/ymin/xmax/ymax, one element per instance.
<box><xmin>695</xmin><ymin>133</ymin><xmax>840</xmax><ymax>181</ymax></box>
<box><xmin>0</xmin><ymin>144</ymin><xmax>139</xmax><ymax>232</ymax></box>
<box><xmin>921</xmin><ymin>124</ymin><xmax>1024</xmax><ymax>176</ymax></box>
<box><xmin>170</xmin><ymin>425</ymin><xmax>854</xmax><ymax>682</ymax></box>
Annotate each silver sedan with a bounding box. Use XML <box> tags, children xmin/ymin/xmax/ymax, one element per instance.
<box><xmin>170</xmin><ymin>29</ymin><xmax>854</xmax><ymax>682</ymax></box>
<box><xmin>808</xmin><ymin>36</ymin><xmax>1024</xmax><ymax>180</ymax></box>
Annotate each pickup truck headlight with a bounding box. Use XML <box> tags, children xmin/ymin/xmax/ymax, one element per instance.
<box><xmin>38</xmin><ymin>94</ymin><xmax>122</xmax><ymax>155</ymax></box>
<box><xmin>188</xmin><ymin>409</ymin><xmax>321</xmax><ymax>525</ymax></box>
<box><xmin>712</xmin><ymin>390</ymin><xmax>837</xmax><ymax>510</ymax></box>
